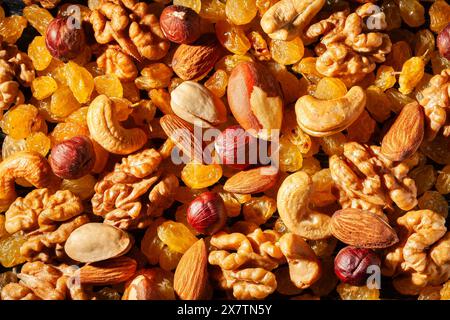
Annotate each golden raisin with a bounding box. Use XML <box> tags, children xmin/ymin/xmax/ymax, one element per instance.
<box><xmin>28</xmin><ymin>36</ymin><xmax>53</xmax><ymax>71</ymax></box>
<box><xmin>31</xmin><ymin>76</ymin><xmax>58</xmax><ymax>100</ymax></box>
<box><xmin>181</xmin><ymin>162</ymin><xmax>223</xmax><ymax>189</ymax></box>
<box><xmin>157</xmin><ymin>221</ymin><xmax>197</xmax><ymax>254</ymax></box>
<box><xmin>25</xmin><ymin>132</ymin><xmax>51</xmax><ymax>157</ymax></box>
<box><xmin>94</xmin><ymin>74</ymin><xmax>123</xmax><ymax>98</ymax></box>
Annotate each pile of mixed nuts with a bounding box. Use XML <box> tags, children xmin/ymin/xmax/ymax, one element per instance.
<box><xmin>0</xmin><ymin>0</ymin><xmax>449</xmax><ymax>300</ymax></box>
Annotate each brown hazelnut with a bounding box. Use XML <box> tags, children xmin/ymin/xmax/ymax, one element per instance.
<box><xmin>334</xmin><ymin>246</ymin><xmax>381</xmax><ymax>286</ymax></box>
<box><xmin>214</xmin><ymin>125</ymin><xmax>257</xmax><ymax>170</ymax></box>
<box><xmin>160</xmin><ymin>5</ymin><xmax>201</xmax><ymax>44</ymax></box>
<box><xmin>437</xmin><ymin>23</ymin><xmax>450</xmax><ymax>60</ymax></box>
<box><xmin>187</xmin><ymin>192</ymin><xmax>227</xmax><ymax>235</ymax></box>
<box><xmin>50</xmin><ymin>135</ymin><xmax>96</xmax><ymax>179</ymax></box>
<box><xmin>45</xmin><ymin>15</ymin><xmax>86</xmax><ymax>62</ymax></box>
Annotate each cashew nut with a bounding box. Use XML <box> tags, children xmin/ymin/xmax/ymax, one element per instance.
<box><xmin>295</xmin><ymin>86</ymin><xmax>366</xmax><ymax>137</ymax></box>
<box><xmin>276</xmin><ymin>171</ymin><xmax>332</xmax><ymax>240</ymax></box>
<box><xmin>261</xmin><ymin>0</ymin><xmax>326</xmax><ymax>40</ymax></box>
<box><xmin>0</xmin><ymin>151</ymin><xmax>60</xmax><ymax>212</ymax></box>
<box><xmin>279</xmin><ymin>233</ymin><xmax>322</xmax><ymax>289</ymax></box>
<box><xmin>87</xmin><ymin>95</ymin><xmax>147</xmax><ymax>155</ymax></box>
<box><xmin>170</xmin><ymin>81</ymin><xmax>227</xmax><ymax>128</ymax></box>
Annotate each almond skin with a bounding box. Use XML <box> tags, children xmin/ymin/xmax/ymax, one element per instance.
<box><xmin>381</xmin><ymin>102</ymin><xmax>424</xmax><ymax>162</ymax></box>
<box><xmin>77</xmin><ymin>256</ymin><xmax>137</xmax><ymax>285</ymax></box>
<box><xmin>224</xmin><ymin>166</ymin><xmax>279</xmax><ymax>194</ymax></box>
<box><xmin>330</xmin><ymin>208</ymin><xmax>399</xmax><ymax>249</ymax></box>
<box><xmin>172</xmin><ymin>34</ymin><xmax>222</xmax><ymax>80</ymax></box>
<box><xmin>174</xmin><ymin>239</ymin><xmax>208</xmax><ymax>300</ymax></box>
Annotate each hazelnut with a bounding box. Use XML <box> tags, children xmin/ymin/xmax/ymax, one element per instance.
<box><xmin>334</xmin><ymin>246</ymin><xmax>381</xmax><ymax>286</ymax></box>
<box><xmin>437</xmin><ymin>23</ymin><xmax>450</xmax><ymax>60</ymax></box>
<box><xmin>45</xmin><ymin>15</ymin><xmax>86</xmax><ymax>62</ymax></box>
<box><xmin>50</xmin><ymin>135</ymin><xmax>96</xmax><ymax>180</ymax></box>
<box><xmin>214</xmin><ymin>125</ymin><xmax>257</xmax><ymax>170</ymax></box>
<box><xmin>160</xmin><ymin>5</ymin><xmax>201</xmax><ymax>44</ymax></box>
<box><xmin>187</xmin><ymin>192</ymin><xmax>227</xmax><ymax>235</ymax></box>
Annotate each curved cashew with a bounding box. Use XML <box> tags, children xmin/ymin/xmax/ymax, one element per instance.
<box><xmin>0</xmin><ymin>152</ymin><xmax>60</xmax><ymax>212</ymax></box>
<box><xmin>295</xmin><ymin>86</ymin><xmax>366</xmax><ymax>137</ymax></box>
<box><xmin>261</xmin><ymin>0</ymin><xmax>326</xmax><ymax>41</ymax></box>
<box><xmin>87</xmin><ymin>95</ymin><xmax>147</xmax><ymax>155</ymax></box>
<box><xmin>276</xmin><ymin>171</ymin><xmax>332</xmax><ymax>240</ymax></box>
<box><xmin>279</xmin><ymin>233</ymin><xmax>321</xmax><ymax>289</ymax></box>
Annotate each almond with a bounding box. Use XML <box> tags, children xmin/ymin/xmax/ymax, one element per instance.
<box><xmin>330</xmin><ymin>208</ymin><xmax>399</xmax><ymax>249</ymax></box>
<box><xmin>172</xmin><ymin>34</ymin><xmax>222</xmax><ymax>80</ymax></box>
<box><xmin>174</xmin><ymin>239</ymin><xmax>208</xmax><ymax>300</ymax></box>
<box><xmin>381</xmin><ymin>102</ymin><xmax>424</xmax><ymax>162</ymax></box>
<box><xmin>160</xmin><ymin>114</ymin><xmax>203</xmax><ymax>163</ymax></box>
<box><xmin>224</xmin><ymin>166</ymin><xmax>279</xmax><ymax>194</ymax></box>
<box><xmin>77</xmin><ymin>256</ymin><xmax>137</xmax><ymax>285</ymax></box>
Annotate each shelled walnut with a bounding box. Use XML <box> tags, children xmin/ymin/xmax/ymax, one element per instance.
<box><xmin>304</xmin><ymin>3</ymin><xmax>392</xmax><ymax>85</ymax></box>
<box><xmin>4</xmin><ymin>188</ymin><xmax>89</xmax><ymax>262</ymax></box>
<box><xmin>330</xmin><ymin>142</ymin><xmax>418</xmax><ymax>217</ymax></box>
<box><xmin>90</xmin><ymin>0</ymin><xmax>170</xmax><ymax>61</ymax></box>
<box><xmin>91</xmin><ymin>148</ymin><xmax>179</xmax><ymax>230</ymax></box>
<box><xmin>0</xmin><ymin>37</ymin><xmax>35</xmax><ymax>112</ymax></box>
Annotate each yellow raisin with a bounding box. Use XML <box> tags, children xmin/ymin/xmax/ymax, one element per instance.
<box><xmin>418</xmin><ymin>191</ymin><xmax>448</xmax><ymax>218</ymax></box>
<box><xmin>157</xmin><ymin>221</ymin><xmax>197</xmax><ymax>254</ymax></box>
<box><xmin>23</xmin><ymin>4</ymin><xmax>53</xmax><ymax>36</ymax></box>
<box><xmin>441</xmin><ymin>281</ymin><xmax>450</xmax><ymax>300</ymax></box>
<box><xmin>337</xmin><ymin>283</ymin><xmax>380</xmax><ymax>300</ymax></box>
<box><xmin>61</xmin><ymin>175</ymin><xmax>97</xmax><ymax>200</ymax></box>
<box><xmin>399</xmin><ymin>57</ymin><xmax>425</xmax><ymax>95</ymax></box>
<box><xmin>314</xmin><ymin>77</ymin><xmax>347</xmax><ymax>100</ymax></box>
<box><xmin>149</xmin><ymin>89</ymin><xmax>173</xmax><ymax>115</ymax></box>
<box><xmin>31</xmin><ymin>76</ymin><xmax>58</xmax><ymax>100</ymax></box>
<box><xmin>215</xmin><ymin>54</ymin><xmax>253</xmax><ymax>74</ymax></box>
<box><xmin>25</xmin><ymin>132</ymin><xmax>51</xmax><ymax>157</ymax></box>
<box><xmin>173</xmin><ymin>0</ymin><xmax>201</xmax><ymax>13</ymax></box>
<box><xmin>181</xmin><ymin>162</ymin><xmax>223</xmax><ymax>189</ymax></box>
<box><xmin>225</xmin><ymin>0</ymin><xmax>258</xmax><ymax>25</ymax></box>
<box><xmin>94</xmin><ymin>74</ymin><xmax>123</xmax><ymax>98</ymax></box>
<box><xmin>410</xmin><ymin>165</ymin><xmax>437</xmax><ymax>196</ymax></box>
<box><xmin>49</xmin><ymin>122</ymin><xmax>89</xmax><ymax>146</ymax></box>
<box><xmin>0</xmin><ymin>104</ymin><xmax>45</xmax><ymax>140</ymax></box>
<box><xmin>200</xmin><ymin>0</ymin><xmax>226</xmax><ymax>21</ymax></box>
<box><xmin>365</xmin><ymin>85</ymin><xmax>392</xmax><ymax>122</ymax></box>
<box><xmin>429</xmin><ymin>0</ymin><xmax>450</xmax><ymax>33</ymax></box>
<box><xmin>0</xmin><ymin>232</ymin><xmax>27</xmax><ymax>268</ymax></box>
<box><xmin>159</xmin><ymin>246</ymin><xmax>183</xmax><ymax>271</ymax></box>
<box><xmin>292</xmin><ymin>57</ymin><xmax>322</xmax><ymax>83</ymax></box>
<box><xmin>28</xmin><ymin>36</ymin><xmax>53</xmax><ymax>71</ymax></box>
<box><xmin>50</xmin><ymin>85</ymin><xmax>81</xmax><ymax>118</ymax></box>
<box><xmin>215</xmin><ymin>20</ymin><xmax>251</xmax><ymax>55</ymax></box>
<box><xmin>300</xmin><ymin>156</ymin><xmax>321</xmax><ymax>176</ymax></box>
<box><xmin>66</xmin><ymin>107</ymin><xmax>89</xmax><ymax>127</ymax></box>
<box><xmin>1</xmin><ymin>135</ymin><xmax>26</xmax><ymax>160</ymax></box>
<box><xmin>414</xmin><ymin>29</ymin><xmax>435</xmax><ymax>64</ymax></box>
<box><xmin>374</xmin><ymin>65</ymin><xmax>396</xmax><ymax>91</ymax></box>
<box><xmin>278</xmin><ymin>135</ymin><xmax>303</xmax><ymax>172</ymax></box>
<box><xmin>205</xmin><ymin>69</ymin><xmax>228</xmax><ymax>98</ymax></box>
<box><xmin>270</xmin><ymin>37</ymin><xmax>304</xmax><ymax>65</ymax></box>
<box><xmin>243</xmin><ymin>196</ymin><xmax>276</xmax><ymax>225</ymax></box>
<box><xmin>66</xmin><ymin>61</ymin><xmax>95</xmax><ymax>104</ymax></box>
<box><xmin>320</xmin><ymin>133</ymin><xmax>347</xmax><ymax>156</ymax></box>
<box><xmin>0</xmin><ymin>15</ymin><xmax>27</xmax><ymax>44</ymax></box>
<box><xmin>398</xmin><ymin>0</ymin><xmax>425</xmax><ymax>28</ymax></box>
<box><xmin>436</xmin><ymin>165</ymin><xmax>450</xmax><ymax>195</ymax></box>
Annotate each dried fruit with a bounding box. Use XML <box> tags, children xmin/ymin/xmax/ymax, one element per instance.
<box><xmin>49</xmin><ymin>136</ymin><xmax>96</xmax><ymax>179</ymax></box>
<box><xmin>60</xmin><ymin>174</ymin><xmax>96</xmax><ymax>200</ymax></box>
<box><xmin>334</xmin><ymin>246</ymin><xmax>381</xmax><ymax>286</ymax></box>
<box><xmin>242</xmin><ymin>196</ymin><xmax>276</xmax><ymax>225</ymax></box>
<box><xmin>66</xmin><ymin>61</ymin><xmax>94</xmax><ymax>104</ymax></box>
<box><xmin>337</xmin><ymin>283</ymin><xmax>380</xmax><ymax>300</ymax></box>
<box><xmin>270</xmin><ymin>37</ymin><xmax>304</xmax><ymax>65</ymax></box>
<box><xmin>0</xmin><ymin>15</ymin><xmax>27</xmax><ymax>44</ymax></box>
<box><xmin>50</xmin><ymin>85</ymin><xmax>81</xmax><ymax>118</ymax></box>
<box><xmin>0</xmin><ymin>232</ymin><xmax>27</xmax><ymax>268</ymax></box>
<box><xmin>398</xmin><ymin>0</ymin><xmax>425</xmax><ymax>28</ymax></box>
<box><xmin>25</xmin><ymin>132</ymin><xmax>51</xmax><ymax>157</ymax></box>
<box><xmin>160</xmin><ymin>5</ymin><xmax>201</xmax><ymax>44</ymax></box>
<box><xmin>1</xmin><ymin>104</ymin><xmax>45</xmax><ymax>140</ymax></box>
<box><xmin>278</xmin><ymin>136</ymin><xmax>303</xmax><ymax>172</ymax></box>
<box><xmin>410</xmin><ymin>165</ymin><xmax>437</xmax><ymax>196</ymax></box>
<box><xmin>31</xmin><ymin>76</ymin><xmax>58</xmax><ymax>100</ymax></box>
<box><xmin>215</xmin><ymin>20</ymin><xmax>251</xmax><ymax>55</ymax></box>
<box><xmin>157</xmin><ymin>221</ymin><xmax>198</xmax><ymax>254</ymax></box>
<box><xmin>399</xmin><ymin>57</ymin><xmax>425</xmax><ymax>95</ymax></box>
<box><xmin>436</xmin><ymin>165</ymin><xmax>450</xmax><ymax>195</ymax></box>
<box><xmin>417</xmin><ymin>191</ymin><xmax>448</xmax><ymax>218</ymax></box>
<box><xmin>28</xmin><ymin>36</ymin><xmax>53</xmax><ymax>71</ymax></box>
<box><xmin>23</xmin><ymin>4</ymin><xmax>53</xmax><ymax>36</ymax></box>
<box><xmin>314</xmin><ymin>77</ymin><xmax>347</xmax><ymax>100</ymax></box>
<box><xmin>181</xmin><ymin>162</ymin><xmax>223</xmax><ymax>189</ymax></box>
<box><xmin>94</xmin><ymin>74</ymin><xmax>123</xmax><ymax>98</ymax></box>
<box><xmin>374</xmin><ymin>65</ymin><xmax>396</xmax><ymax>91</ymax></box>
<box><xmin>187</xmin><ymin>192</ymin><xmax>227</xmax><ymax>235</ymax></box>
<box><xmin>173</xmin><ymin>0</ymin><xmax>202</xmax><ymax>14</ymax></box>
<box><xmin>430</xmin><ymin>1</ymin><xmax>450</xmax><ymax>34</ymax></box>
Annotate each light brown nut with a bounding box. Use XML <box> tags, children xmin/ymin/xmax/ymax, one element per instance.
<box><xmin>222</xmin><ymin>268</ymin><xmax>277</xmax><ymax>300</ymax></box>
<box><xmin>276</xmin><ymin>171</ymin><xmax>331</xmax><ymax>240</ymax></box>
<box><xmin>330</xmin><ymin>208</ymin><xmax>399</xmax><ymax>248</ymax></box>
<box><xmin>295</xmin><ymin>86</ymin><xmax>366</xmax><ymax>137</ymax></box>
<box><xmin>87</xmin><ymin>95</ymin><xmax>147</xmax><ymax>155</ymax></box>
<box><xmin>0</xmin><ymin>152</ymin><xmax>60</xmax><ymax>212</ymax></box>
<box><xmin>279</xmin><ymin>233</ymin><xmax>321</xmax><ymax>289</ymax></box>
<box><xmin>227</xmin><ymin>61</ymin><xmax>283</xmax><ymax>141</ymax></box>
<box><xmin>172</xmin><ymin>35</ymin><xmax>222</xmax><ymax>80</ymax></box>
<box><xmin>97</xmin><ymin>46</ymin><xmax>138</xmax><ymax>82</ymax></box>
<box><xmin>122</xmin><ymin>268</ymin><xmax>175</xmax><ymax>300</ymax></box>
<box><xmin>261</xmin><ymin>0</ymin><xmax>326</xmax><ymax>40</ymax></box>
<box><xmin>160</xmin><ymin>114</ymin><xmax>204</xmax><ymax>163</ymax></box>
<box><xmin>224</xmin><ymin>166</ymin><xmax>279</xmax><ymax>194</ymax></box>
<box><xmin>77</xmin><ymin>256</ymin><xmax>137</xmax><ymax>285</ymax></box>
<box><xmin>170</xmin><ymin>81</ymin><xmax>227</xmax><ymax>128</ymax></box>
<box><xmin>174</xmin><ymin>239</ymin><xmax>209</xmax><ymax>300</ymax></box>
<box><xmin>381</xmin><ymin>102</ymin><xmax>424</xmax><ymax>162</ymax></box>
<box><xmin>64</xmin><ymin>223</ymin><xmax>133</xmax><ymax>263</ymax></box>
